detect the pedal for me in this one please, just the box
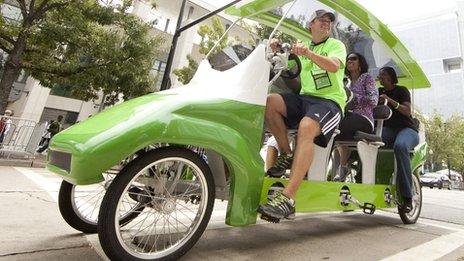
[362,203,376,215]
[384,188,392,205]
[260,213,281,223]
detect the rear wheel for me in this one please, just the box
[98,147,215,261]
[58,171,143,233]
[398,175,422,224]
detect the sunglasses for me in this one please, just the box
[347,56,359,61]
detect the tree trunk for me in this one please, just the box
[0,61,22,114]
[0,35,27,115]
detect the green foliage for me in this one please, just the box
[0,0,164,107]
[254,24,296,43]
[172,55,198,85]
[198,17,227,56]
[422,112,464,174]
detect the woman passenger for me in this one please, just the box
[378,66,419,212]
[334,53,378,182]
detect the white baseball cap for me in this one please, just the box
[309,9,336,23]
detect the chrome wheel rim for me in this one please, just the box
[406,176,421,219]
[114,157,208,259]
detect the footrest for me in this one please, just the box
[362,203,376,215]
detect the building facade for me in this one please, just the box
[389,3,464,117]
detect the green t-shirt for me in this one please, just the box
[298,38,347,110]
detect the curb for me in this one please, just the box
[0,159,46,168]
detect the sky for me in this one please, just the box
[203,0,460,24]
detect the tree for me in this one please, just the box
[254,24,296,43]
[0,0,164,113]
[197,16,227,56]
[172,55,198,85]
[173,16,228,85]
[422,112,464,174]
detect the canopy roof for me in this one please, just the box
[226,0,430,89]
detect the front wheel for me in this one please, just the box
[98,147,215,261]
[398,174,422,224]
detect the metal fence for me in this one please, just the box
[0,115,46,159]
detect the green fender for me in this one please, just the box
[48,92,266,226]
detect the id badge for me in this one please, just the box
[311,69,331,90]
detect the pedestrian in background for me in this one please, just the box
[37,115,63,153]
[0,110,13,145]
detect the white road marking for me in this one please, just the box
[380,231,464,261]
[13,167,59,201]
[13,167,110,260]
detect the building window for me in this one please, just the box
[50,84,80,99]
[39,108,79,129]
[443,58,462,73]
[150,59,167,90]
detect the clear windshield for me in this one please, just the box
[265,1,404,78]
[208,0,406,79]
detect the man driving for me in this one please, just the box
[259,9,347,221]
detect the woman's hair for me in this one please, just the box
[379,66,398,84]
[345,52,369,78]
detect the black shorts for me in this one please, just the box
[336,112,374,141]
[280,93,342,147]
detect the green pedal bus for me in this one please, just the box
[46,0,431,260]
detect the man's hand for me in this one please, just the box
[270,38,281,53]
[292,43,310,57]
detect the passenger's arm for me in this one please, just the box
[380,89,412,117]
[395,101,412,116]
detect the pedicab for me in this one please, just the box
[46,0,431,260]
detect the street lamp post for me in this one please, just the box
[444,122,452,180]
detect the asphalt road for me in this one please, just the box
[1,166,463,261]
[420,187,464,226]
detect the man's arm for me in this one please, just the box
[292,43,342,73]
[307,52,340,73]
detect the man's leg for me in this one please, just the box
[265,94,291,154]
[37,138,50,153]
[283,117,321,198]
[334,146,351,182]
[265,146,279,171]
[259,97,339,221]
[258,117,321,220]
[393,128,419,201]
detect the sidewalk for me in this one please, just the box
[0,166,101,261]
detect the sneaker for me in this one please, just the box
[258,191,295,220]
[333,166,350,182]
[266,153,293,178]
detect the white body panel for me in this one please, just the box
[164,44,271,106]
